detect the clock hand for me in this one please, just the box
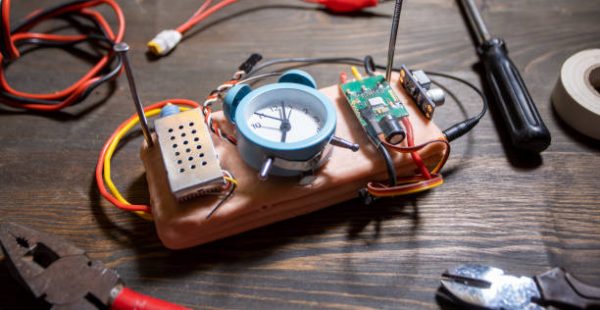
[260,125,281,131]
[280,102,287,122]
[279,102,291,143]
[281,128,287,142]
[254,112,282,121]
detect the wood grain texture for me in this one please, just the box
[1,0,599,309]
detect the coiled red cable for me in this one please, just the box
[0,0,125,111]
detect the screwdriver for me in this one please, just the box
[459,0,551,153]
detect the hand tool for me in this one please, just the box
[114,42,154,148]
[441,264,600,309]
[0,222,189,310]
[385,0,404,82]
[459,0,551,153]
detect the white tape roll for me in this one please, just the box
[552,49,600,140]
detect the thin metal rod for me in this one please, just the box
[113,42,154,147]
[459,0,491,46]
[330,136,359,152]
[258,157,274,181]
[385,0,404,82]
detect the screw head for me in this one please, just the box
[113,42,130,53]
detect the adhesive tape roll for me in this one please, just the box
[552,49,600,140]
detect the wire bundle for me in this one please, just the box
[0,0,124,111]
[201,78,239,145]
[200,53,264,145]
[366,119,450,197]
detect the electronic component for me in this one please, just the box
[147,29,182,56]
[154,107,225,201]
[340,74,408,144]
[224,70,358,181]
[399,65,445,119]
[378,115,405,144]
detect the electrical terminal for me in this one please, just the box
[399,65,445,119]
[147,30,182,56]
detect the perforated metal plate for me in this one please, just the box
[154,108,224,200]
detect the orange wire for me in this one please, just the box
[96,99,200,212]
[176,0,239,34]
[365,116,451,197]
[176,0,213,34]
[0,0,125,111]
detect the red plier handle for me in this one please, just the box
[111,287,190,310]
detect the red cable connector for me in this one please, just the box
[304,0,379,13]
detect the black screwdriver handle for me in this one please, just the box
[478,38,551,153]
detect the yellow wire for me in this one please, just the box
[104,109,161,220]
[351,66,363,81]
[104,106,240,220]
[369,178,444,197]
[104,107,189,220]
[224,176,238,186]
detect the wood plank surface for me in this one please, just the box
[1,0,599,309]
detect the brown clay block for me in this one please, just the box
[141,75,447,249]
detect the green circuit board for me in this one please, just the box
[340,75,408,132]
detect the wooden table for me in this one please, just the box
[1,0,599,309]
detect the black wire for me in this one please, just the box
[424,70,487,121]
[371,133,397,187]
[363,56,376,76]
[11,0,94,33]
[250,57,364,74]
[0,0,120,107]
[246,56,487,140]
[206,180,236,219]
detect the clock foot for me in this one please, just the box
[330,136,359,152]
[258,157,274,181]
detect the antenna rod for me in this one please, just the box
[385,0,404,82]
[113,42,154,147]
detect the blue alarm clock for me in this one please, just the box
[224,70,359,181]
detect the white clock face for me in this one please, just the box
[246,101,322,143]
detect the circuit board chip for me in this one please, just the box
[340,75,408,144]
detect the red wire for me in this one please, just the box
[95,99,200,213]
[0,0,125,111]
[1,0,19,59]
[401,117,432,179]
[176,0,213,34]
[176,0,239,34]
[339,72,348,84]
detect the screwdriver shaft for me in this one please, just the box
[385,0,404,82]
[459,0,492,46]
[114,42,154,148]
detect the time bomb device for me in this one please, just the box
[95,0,488,248]
[224,70,359,182]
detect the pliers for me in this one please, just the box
[0,222,189,310]
[441,264,600,310]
